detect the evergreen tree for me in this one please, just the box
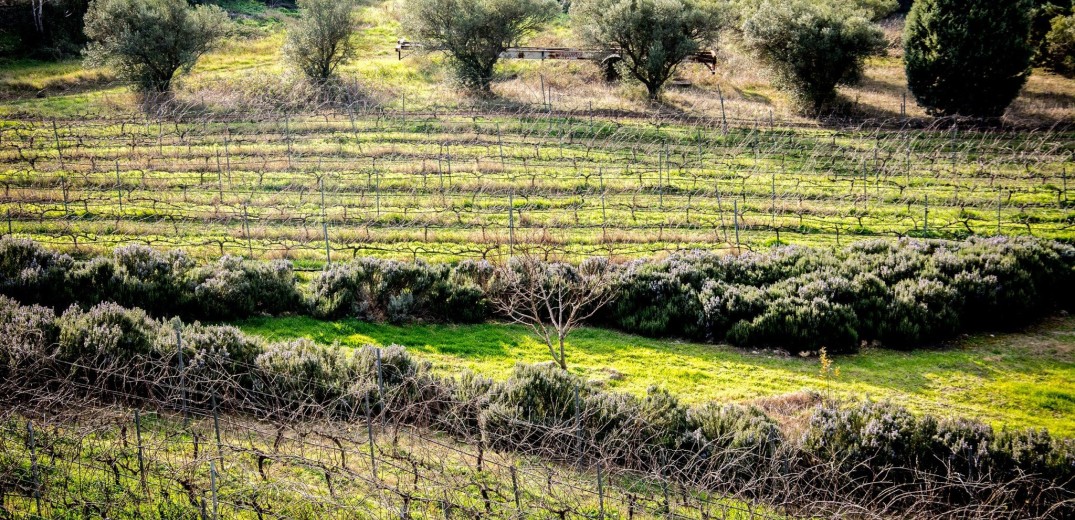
[904,0,1033,118]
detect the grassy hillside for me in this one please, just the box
[237,315,1075,437]
[1,1,1073,124]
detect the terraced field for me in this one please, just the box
[2,108,1072,264]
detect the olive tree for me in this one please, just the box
[83,0,230,96]
[404,0,560,92]
[283,0,357,84]
[574,0,727,100]
[742,0,886,114]
[904,0,1033,118]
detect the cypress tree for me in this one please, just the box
[904,0,1034,118]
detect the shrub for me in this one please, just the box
[636,386,695,454]
[439,370,494,436]
[310,258,492,323]
[880,277,959,345]
[932,418,996,478]
[442,260,496,323]
[802,400,937,480]
[0,237,73,308]
[348,345,441,422]
[83,0,231,95]
[727,295,859,353]
[690,402,782,483]
[155,321,264,398]
[743,0,887,113]
[1030,1,1073,66]
[801,398,1075,514]
[1043,8,1075,77]
[254,338,368,416]
[904,0,1034,117]
[610,256,712,339]
[108,244,195,315]
[309,259,378,319]
[56,302,161,392]
[403,0,560,92]
[0,296,58,381]
[189,256,300,320]
[483,363,586,451]
[573,0,727,100]
[283,0,358,84]
[856,0,901,20]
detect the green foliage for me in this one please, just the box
[56,302,160,367]
[904,0,1034,117]
[1030,1,1073,64]
[0,0,91,60]
[3,237,1074,357]
[0,296,57,380]
[855,0,901,19]
[189,256,301,320]
[1043,8,1075,76]
[727,295,860,353]
[107,244,195,315]
[690,402,782,481]
[403,0,559,91]
[0,291,1072,514]
[803,399,1075,511]
[612,237,1075,353]
[0,237,73,308]
[283,0,357,83]
[573,0,727,100]
[742,0,887,114]
[156,321,265,392]
[254,338,368,409]
[83,0,231,94]
[309,258,492,323]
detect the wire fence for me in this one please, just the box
[1,102,1073,264]
[0,339,800,520]
[4,331,1063,520]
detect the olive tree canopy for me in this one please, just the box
[742,0,886,114]
[283,0,358,84]
[574,0,727,100]
[83,0,230,95]
[404,0,560,92]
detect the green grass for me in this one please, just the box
[236,315,1075,437]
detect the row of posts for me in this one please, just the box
[17,329,712,520]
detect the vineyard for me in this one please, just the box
[2,105,1073,264]
[0,361,786,520]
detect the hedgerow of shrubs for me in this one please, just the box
[2,236,1073,354]
[309,258,494,323]
[0,239,301,321]
[0,294,1070,516]
[608,237,1075,353]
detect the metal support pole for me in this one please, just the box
[209,461,220,519]
[365,392,377,477]
[115,161,123,215]
[212,393,224,469]
[597,463,606,520]
[28,421,42,515]
[135,409,147,492]
[508,191,515,257]
[733,200,741,254]
[177,326,188,424]
[376,347,385,428]
[320,176,331,265]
